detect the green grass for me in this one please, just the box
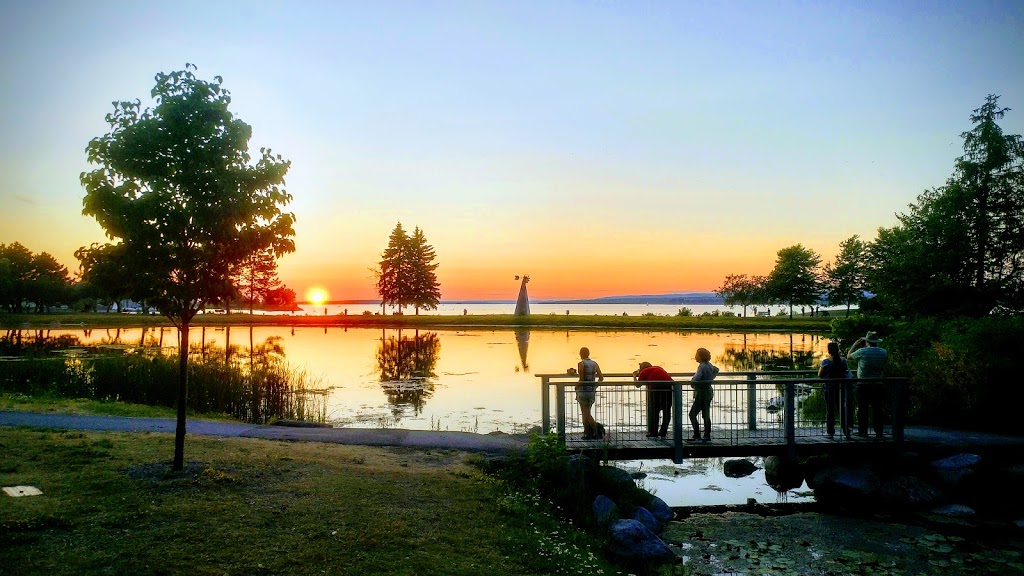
[0,428,627,576]
[0,392,237,421]
[0,311,837,332]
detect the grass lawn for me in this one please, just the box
[0,393,237,421]
[1,311,837,332]
[0,428,626,576]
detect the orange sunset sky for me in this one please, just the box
[2,2,1022,301]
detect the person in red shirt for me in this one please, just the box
[634,361,673,437]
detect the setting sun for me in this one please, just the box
[306,286,329,306]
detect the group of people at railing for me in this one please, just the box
[568,330,889,443]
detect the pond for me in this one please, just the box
[6,326,829,505]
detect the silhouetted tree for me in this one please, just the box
[80,64,295,470]
[715,274,760,317]
[408,226,441,315]
[766,244,822,319]
[376,223,412,313]
[231,248,283,314]
[823,235,868,316]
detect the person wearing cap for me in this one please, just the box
[633,361,673,438]
[847,331,888,438]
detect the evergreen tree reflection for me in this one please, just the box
[376,329,440,418]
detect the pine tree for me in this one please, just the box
[409,226,441,315]
[231,248,283,314]
[377,223,413,313]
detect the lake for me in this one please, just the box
[22,325,829,505]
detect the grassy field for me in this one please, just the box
[0,427,626,576]
[0,393,239,420]
[1,311,837,332]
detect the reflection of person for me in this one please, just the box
[633,361,672,437]
[575,347,604,439]
[818,341,850,439]
[847,331,888,438]
[688,348,719,442]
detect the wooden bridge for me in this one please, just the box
[537,371,908,463]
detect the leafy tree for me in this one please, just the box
[864,95,1023,316]
[75,243,134,312]
[408,226,441,315]
[80,65,295,470]
[0,242,35,312]
[714,274,761,317]
[823,235,868,316]
[231,248,283,314]
[29,252,71,312]
[264,285,297,309]
[766,244,822,318]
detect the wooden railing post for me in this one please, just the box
[785,382,796,459]
[672,382,684,464]
[747,373,757,431]
[541,376,550,435]
[556,382,566,442]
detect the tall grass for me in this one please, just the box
[0,336,327,424]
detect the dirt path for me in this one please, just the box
[661,510,1023,575]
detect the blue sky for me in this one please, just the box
[1,1,1022,299]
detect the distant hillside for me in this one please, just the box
[539,292,723,305]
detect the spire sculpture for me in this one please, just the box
[514,275,531,316]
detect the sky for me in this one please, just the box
[1,1,1022,301]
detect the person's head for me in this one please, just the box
[579,347,590,359]
[827,341,840,357]
[695,348,711,363]
[863,331,882,347]
[638,361,653,371]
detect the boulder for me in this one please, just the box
[878,475,941,510]
[812,467,880,505]
[723,458,757,478]
[647,495,675,522]
[931,504,976,519]
[607,519,676,566]
[764,455,803,492]
[566,454,599,487]
[592,495,619,527]
[598,465,638,499]
[632,506,661,534]
[801,454,836,489]
[931,453,980,489]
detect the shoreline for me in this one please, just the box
[0,312,837,332]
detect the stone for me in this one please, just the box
[598,465,638,498]
[566,454,598,486]
[647,495,675,522]
[592,495,619,527]
[764,455,803,492]
[633,506,661,534]
[801,454,836,489]
[931,453,980,489]
[812,467,880,505]
[931,504,976,518]
[723,458,757,478]
[607,519,676,566]
[878,475,941,509]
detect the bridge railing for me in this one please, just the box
[537,371,908,462]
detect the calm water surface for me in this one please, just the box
[38,326,827,505]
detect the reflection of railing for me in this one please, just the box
[537,372,908,463]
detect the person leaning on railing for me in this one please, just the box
[633,361,672,438]
[574,347,605,439]
[847,331,888,438]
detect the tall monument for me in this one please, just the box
[514,275,531,316]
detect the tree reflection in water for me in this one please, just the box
[376,329,440,419]
[717,334,819,372]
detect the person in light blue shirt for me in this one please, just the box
[688,347,719,443]
[847,331,888,437]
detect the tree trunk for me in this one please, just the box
[173,319,190,471]
[789,303,793,319]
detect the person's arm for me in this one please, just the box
[577,360,585,382]
[847,338,864,361]
[596,362,604,382]
[818,359,829,378]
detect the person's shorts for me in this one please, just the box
[576,385,596,407]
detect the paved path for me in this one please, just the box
[0,411,529,454]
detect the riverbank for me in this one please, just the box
[0,311,835,332]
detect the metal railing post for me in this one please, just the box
[892,378,905,445]
[556,382,566,442]
[672,382,684,464]
[747,373,757,431]
[541,376,550,435]
[785,382,796,460]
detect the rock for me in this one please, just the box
[608,519,676,566]
[878,475,941,509]
[566,454,598,486]
[801,454,835,489]
[647,495,675,522]
[764,455,803,492]
[598,465,638,498]
[931,453,980,489]
[633,506,661,534]
[931,504,976,518]
[813,467,880,505]
[723,458,757,478]
[1014,519,1024,529]
[592,495,619,527]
